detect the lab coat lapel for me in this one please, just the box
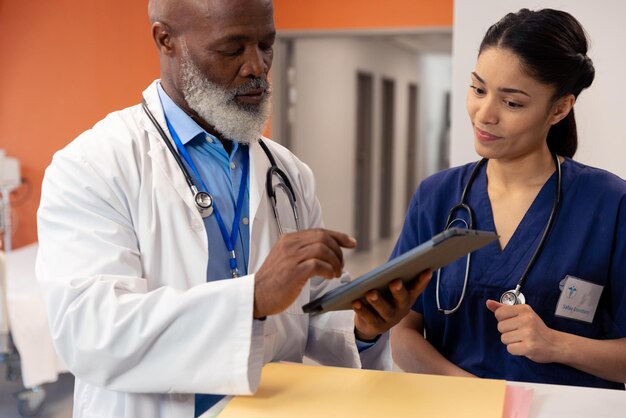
[248,139,274,271]
[140,82,199,216]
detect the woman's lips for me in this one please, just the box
[474,126,502,141]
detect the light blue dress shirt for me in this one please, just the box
[157,83,250,282]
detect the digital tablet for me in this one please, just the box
[301,228,498,314]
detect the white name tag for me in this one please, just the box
[554,276,604,323]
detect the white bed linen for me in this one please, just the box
[4,243,67,388]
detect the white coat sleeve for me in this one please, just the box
[36,141,263,395]
[289,156,392,370]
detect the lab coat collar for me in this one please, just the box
[140,80,168,139]
[248,136,273,268]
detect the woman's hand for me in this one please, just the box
[486,299,561,363]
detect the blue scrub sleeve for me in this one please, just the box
[412,289,425,314]
[608,197,626,337]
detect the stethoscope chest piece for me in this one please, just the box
[500,289,526,306]
[194,191,214,218]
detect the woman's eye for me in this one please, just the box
[505,100,523,109]
[470,85,485,95]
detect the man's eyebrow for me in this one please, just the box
[215,34,250,43]
[215,31,276,43]
[471,71,530,97]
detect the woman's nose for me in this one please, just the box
[472,95,499,125]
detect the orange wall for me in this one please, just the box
[0,1,158,249]
[274,0,453,30]
[1,0,452,249]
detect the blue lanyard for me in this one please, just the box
[164,117,249,278]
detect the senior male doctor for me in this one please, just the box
[36,0,430,417]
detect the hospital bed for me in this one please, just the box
[0,244,67,416]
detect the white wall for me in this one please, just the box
[417,54,452,179]
[287,37,421,242]
[451,0,626,178]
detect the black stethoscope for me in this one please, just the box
[257,138,302,235]
[141,100,301,275]
[436,153,562,314]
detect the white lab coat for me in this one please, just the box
[36,81,390,418]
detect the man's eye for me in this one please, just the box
[221,47,244,56]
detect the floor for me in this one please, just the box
[0,362,73,418]
[0,237,396,418]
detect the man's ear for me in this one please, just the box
[152,22,175,56]
[549,94,576,126]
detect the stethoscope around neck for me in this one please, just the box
[142,100,215,216]
[141,100,301,275]
[436,153,562,314]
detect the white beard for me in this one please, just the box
[180,46,271,144]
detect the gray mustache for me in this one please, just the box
[231,78,270,96]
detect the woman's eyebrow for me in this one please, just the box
[472,71,530,97]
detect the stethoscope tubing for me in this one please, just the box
[141,99,301,235]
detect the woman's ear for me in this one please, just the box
[549,94,576,126]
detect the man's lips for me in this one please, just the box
[235,89,268,105]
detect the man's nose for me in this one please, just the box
[240,46,270,78]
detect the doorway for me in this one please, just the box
[379,78,395,240]
[354,72,374,251]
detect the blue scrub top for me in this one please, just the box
[391,158,626,389]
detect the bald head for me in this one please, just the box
[148,0,272,32]
[149,0,204,31]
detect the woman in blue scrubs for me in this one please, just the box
[390,8,626,389]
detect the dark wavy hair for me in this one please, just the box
[479,9,595,158]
